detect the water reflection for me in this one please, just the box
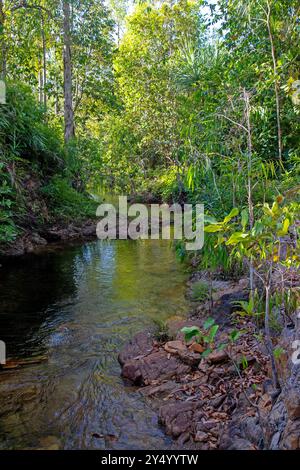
[0,239,189,449]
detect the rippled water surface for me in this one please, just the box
[0,239,189,449]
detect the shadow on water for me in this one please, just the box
[0,239,189,449]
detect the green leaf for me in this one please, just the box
[277,218,290,236]
[241,209,249,231]
[240,355,248,370]
[262,203,273,217]
[204,215,218,224]
[252,221,264,236]
[226,232,249,245]
[204,224,223,233]
[203,317,215,330]
[201,348,212,358]
[181,326,201,342]
[223,207,239,224]
[208,324,219,343]
[229,330,242,342]
[274,347,285,359]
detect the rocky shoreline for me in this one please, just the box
[118,274,300,450]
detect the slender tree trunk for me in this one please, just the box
[266,0,282,163]
[38,66,43,103]
[55,77,59,115]
[265,282,280,391]
[0,0,6,80]
[41,13,47,109]
[54,41,59,115]
[244,89,255,300]
[63,0,75,142]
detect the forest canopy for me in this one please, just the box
[0,0,299,243]
[1,1,300,453]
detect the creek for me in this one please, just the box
[0,238,189,449]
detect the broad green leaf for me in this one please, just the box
[262,204,273,217]
[204,224,223,233]
[226,232,249,245]
[277,218,290,236]
[223,207,239,224]
[271,200,280,216]
[208,324,219,342]
[204,215,218,224]
[181,326,201,342]
[241,209,249,231]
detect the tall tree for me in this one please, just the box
[0,0,6,79]
[63,0,75,142]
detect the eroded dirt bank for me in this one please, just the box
[118,275,300,450]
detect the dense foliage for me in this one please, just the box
[98,0,300,212]
[0,0,299,244]
[0,83,95,243]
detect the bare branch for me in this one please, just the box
[216,113,249,133]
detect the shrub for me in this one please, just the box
[42,176,97,221]
[0,83,63,171]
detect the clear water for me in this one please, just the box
[0,239,189,449]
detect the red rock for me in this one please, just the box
[164,340,186,354]
[189,343,205,354]
[121,350,191,385]
[207,350,228,364]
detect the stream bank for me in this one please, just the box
[0,219,97,259]
[1,219,299,449]
[118,273,300,450]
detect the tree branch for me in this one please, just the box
[11,1,51,16]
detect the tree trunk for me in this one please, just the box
[41,12,47,109]
[243,89,255,300]
[63,0,75,142]
[266,0,282,163]
[265,283,280,391]
[38,66,43,103]
[0,0,6,80]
